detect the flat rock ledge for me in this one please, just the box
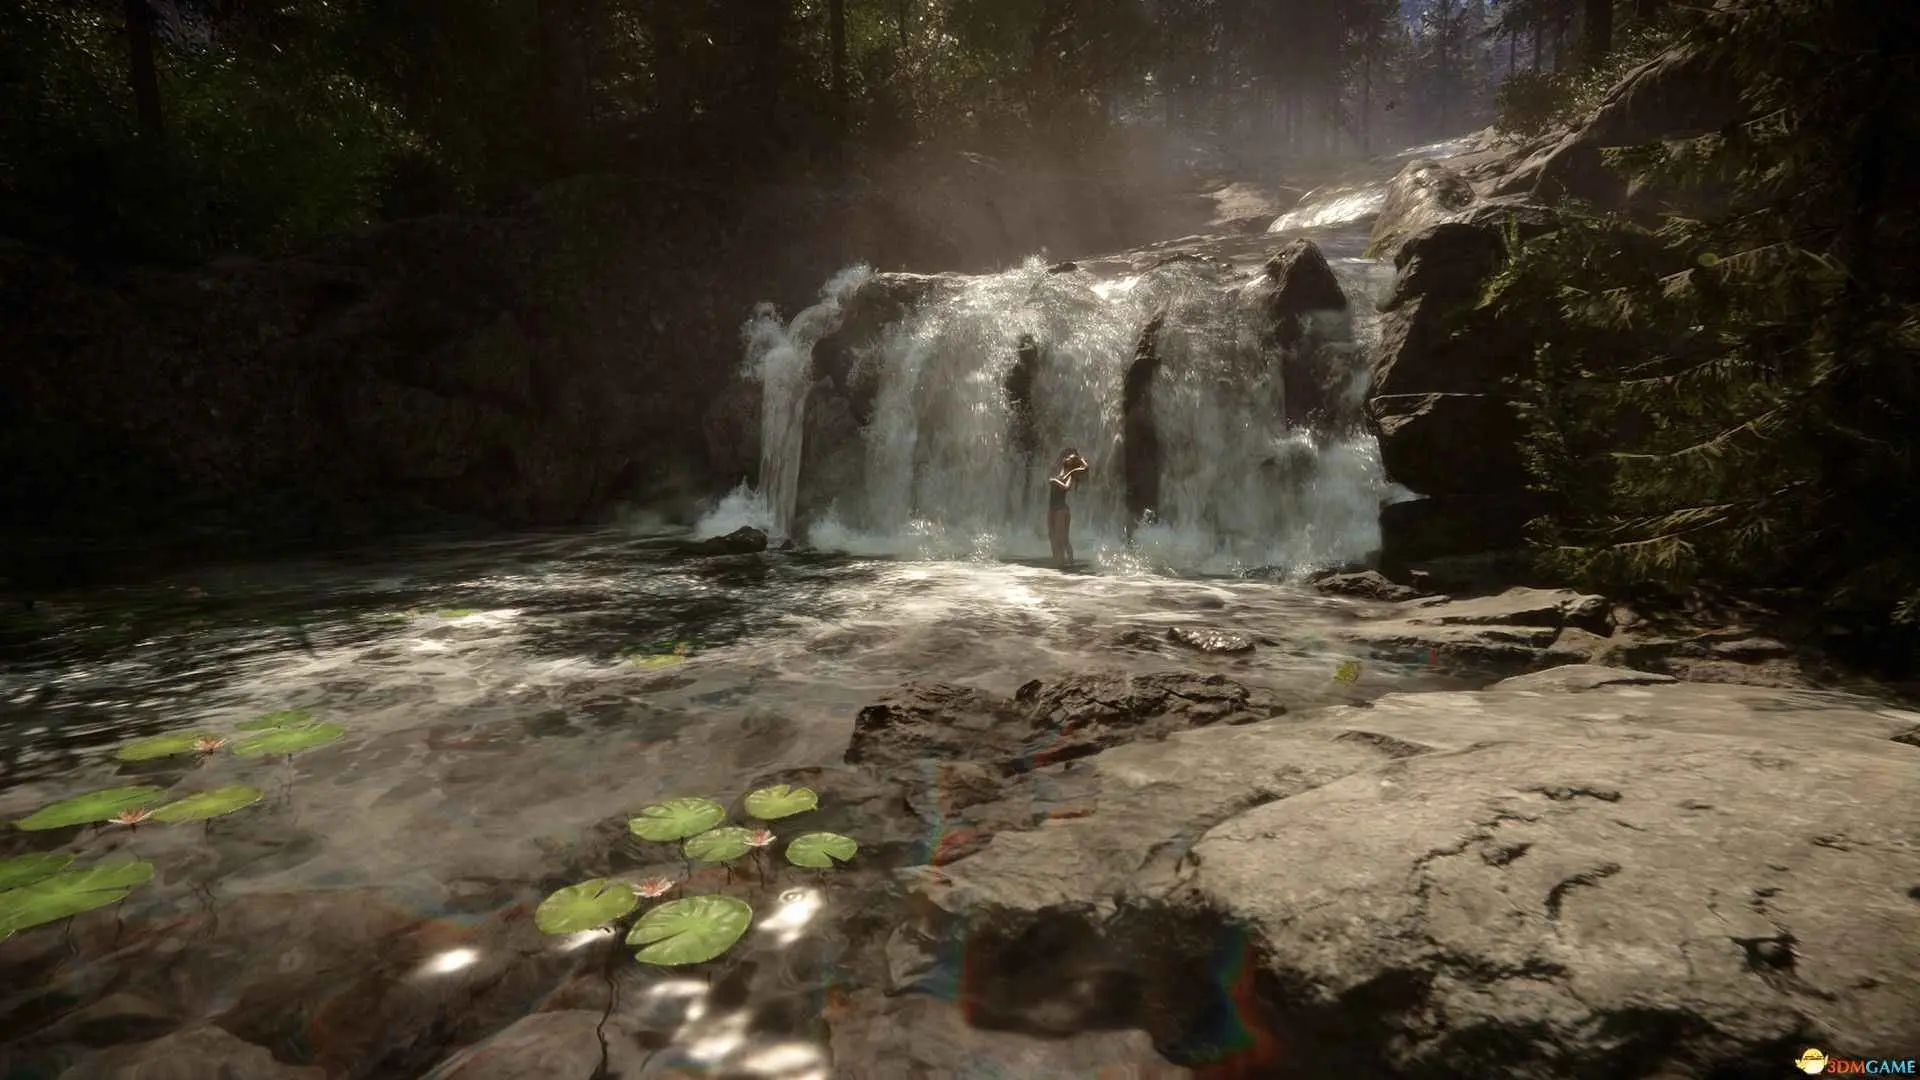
[886,668,1920,1078]
[1325,585,1829,690]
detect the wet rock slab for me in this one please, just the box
[847,672,1285,776]
[1336,586,1615,675]
[888,669,1920,1078]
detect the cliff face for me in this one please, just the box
[0,154,1155,568]
[1359,38,1750,586]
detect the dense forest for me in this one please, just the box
[3,0,1914,670]
[3,0,1655,265]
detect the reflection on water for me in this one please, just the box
[0,524,1478,1076]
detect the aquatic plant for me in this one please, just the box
[237,709,312,731]
[535,878,641,934]
[0,853,74,890]
[627,895,752,966]
[533,784,856,969]
[627,797,727,842]
[743,784,818,820]
[785,832,858,869]
[231,722,345,757]
[150,785,265,823]
[684,826,756,865]
[436,609,480,619]
[0,858,155,940]
[15,786,165,831]
[115,732,220,762]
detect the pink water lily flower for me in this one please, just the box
[745,828,777,849]
[111,807,153,826]
[195,736,227,753]
[634,877,677,898]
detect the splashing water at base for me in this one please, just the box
[740,245,1400,575]
[737,265,873,542]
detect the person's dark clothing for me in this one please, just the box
[1048,477,1069,511]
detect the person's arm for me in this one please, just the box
[1049,474,1071,489]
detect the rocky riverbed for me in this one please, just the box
[5,579,1915,1080]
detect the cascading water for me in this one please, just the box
[729,264,873,541]
[712,165,1418,573]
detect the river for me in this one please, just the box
[0,140,1483,1080]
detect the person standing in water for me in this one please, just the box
[1048,448,1090,567]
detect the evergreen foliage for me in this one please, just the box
[1,0,1516,264]
[1483,0,1920,665]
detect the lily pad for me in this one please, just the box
[628,798,726,842]
[683,826,755,864]
[534,878,641,934]
[115,732,218,762]
[630,654,684,669]
[15,786,166,831]
[436,609,479,619]
[232,723,345,757]
[743,784,818,820]
[626,895,752,966]
[0,859,155,939]
[237,709,312,731]
[151,786,265,823]
[785,832,859,868]
[0,853,74,891]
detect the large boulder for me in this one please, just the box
[1367,158,1477,259]
[1370,203,1559,398]
[1371,392,1529,495]
[1378,492,1550,571]
[895,672,1920,1078]
[1494,44,1747,213]
[1253,239,1355,431]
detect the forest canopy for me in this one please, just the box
[2,0,1639,263]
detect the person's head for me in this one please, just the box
[1059,448,1084,470]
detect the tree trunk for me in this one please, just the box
[830,0,848,138]
[124,0,163,137]
[1360,40,1373,156]
[1582,0,1613,70]
[1633,0,1659,25]
[896,0,910,47]
[1508,28,1517,75]
[1531,21,1543,70]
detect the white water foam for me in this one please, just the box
[771,249,1400,573]
[719,264,873,542]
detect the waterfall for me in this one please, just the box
[718,155,1432,572]
[794,249,1399,573]
[741,265,872,541]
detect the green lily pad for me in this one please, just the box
[534,878,641,935]
[0,853,74,891]
[683,826,755,864]
[231,723,345,757]
[150,785,265,824]
[626,895,752,966]
[15,786,166,831]
[115,731,218,762]
[785,832,859,868]
[743,784,818,820]
[237,709,312,731]
[0,859,154,939]
[436,609,479,619]
[627,798,726,842]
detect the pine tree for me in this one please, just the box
[1482,0,1920,665]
